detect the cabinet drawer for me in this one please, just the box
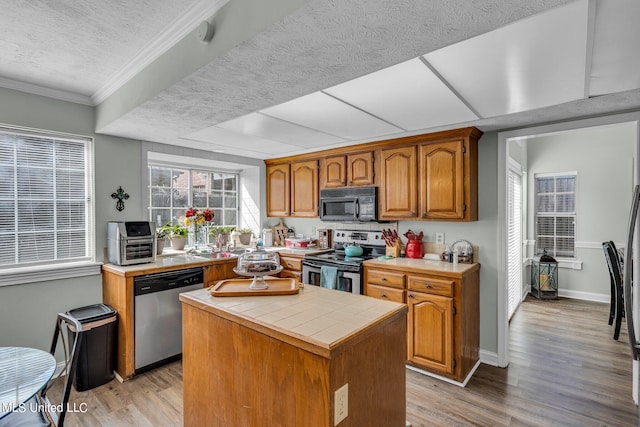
[366,284,405,303]
[366,269,405,289]
[407,275,454,297]
[281,257,302,271]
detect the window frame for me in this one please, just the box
[148,162,240,228]
[534,171,577,259]
[0,124,99,286]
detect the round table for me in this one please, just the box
[0,347,56,419]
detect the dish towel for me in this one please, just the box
[320,266,338,289]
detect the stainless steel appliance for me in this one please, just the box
[302,230,386,294]
[319,186,378,222]
[623,185,640,361]
[107,221,156,265]
[133,267,203,372]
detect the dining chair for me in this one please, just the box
[0,313,84,427]
[603,241,624,340]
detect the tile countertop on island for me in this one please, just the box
[179,284,406,358]
[363,257,480,277]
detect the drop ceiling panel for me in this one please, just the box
[261,92,403,140]
[182,126,298,156]
[324,58,478,131]
[217,112,347,148]
[589,0,640,96]
[424,0,589,118]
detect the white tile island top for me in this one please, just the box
[179,284,406,358]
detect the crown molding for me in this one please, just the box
[0,76,93,105]
[91,0,229,105]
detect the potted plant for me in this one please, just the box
[209,226,235,247]
[169,224,189,250]
[236,228,253,246]
[156,222,172,255]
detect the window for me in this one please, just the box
[0,126,93,270]
[148,165,238,227]
[535,173,576,258]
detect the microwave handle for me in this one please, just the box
[354,198,360,220]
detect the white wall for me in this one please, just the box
[525,123,636,297]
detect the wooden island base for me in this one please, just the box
[181,286,408,427]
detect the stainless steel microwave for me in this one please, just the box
[319,186,378,222]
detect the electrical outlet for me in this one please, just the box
[334,383,348,425]
[436,232,445,244]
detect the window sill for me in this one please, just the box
[524,258,582,270]
[0,262,103,287]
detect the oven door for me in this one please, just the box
[302,261,361,294]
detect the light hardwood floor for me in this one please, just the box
[55,297,639,426]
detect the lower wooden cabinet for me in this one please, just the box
[364,261,480,382]
[279,255,303,281]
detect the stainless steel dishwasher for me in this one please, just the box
[133,267,203,372]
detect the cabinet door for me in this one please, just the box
[419,140,464,220]
[320,156,346,189]
[347,152,374,186]
[379,146,417,219]
[290,160,319,217]
[266,164,290,217]
[407,291,454,375]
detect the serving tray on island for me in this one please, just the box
[210,278,299,297]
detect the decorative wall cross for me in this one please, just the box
[111,186,129,211]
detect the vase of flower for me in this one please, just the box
[184,207,214,250]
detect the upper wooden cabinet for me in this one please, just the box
[320,151,375,189]
[379,146,418,219]
[419,139,465,220]
[267,160,318,217]
[290,160,318,217]
[266,163,290,217]
[266,127,482,222]
[380,129,480,222]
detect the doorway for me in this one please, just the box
[497,112,640,404]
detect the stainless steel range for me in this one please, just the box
[302,229,386,294]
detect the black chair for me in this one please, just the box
[603,241,624,340]
[0,313,84,427]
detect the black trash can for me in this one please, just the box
[66,303,118,391]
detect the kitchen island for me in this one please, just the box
[180,284,408,427]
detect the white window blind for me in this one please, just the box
[535,173,576,258]
[148,164,238,227]
[508,169,523,320]
[0,126,93,269]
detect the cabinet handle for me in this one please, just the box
[425,284,432,289]
[408,294,414,299]
[381,294,387,298]
[422,213,427,218]
[410,211,415,215]
[349,180,353,184]
[381,277,387,282]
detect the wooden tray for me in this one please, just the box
[210,278,299,297]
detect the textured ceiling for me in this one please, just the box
[2,0,640,160]
[0,0,202,96]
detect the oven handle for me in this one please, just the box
[303,260,329,269]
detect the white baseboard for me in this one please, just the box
[479,349,499,367]
[558,289,609,303]
[406,359,481,387]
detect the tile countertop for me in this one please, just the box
[179,284,406,357]
[363,257,480,276]
[102,253,237,277]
